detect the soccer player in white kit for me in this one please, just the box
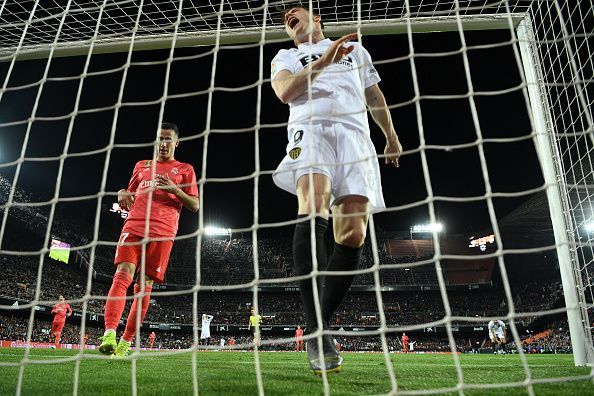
[488,319,507,354]
[200,314,214,345]
[271,5,402,374]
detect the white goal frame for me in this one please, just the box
[1,0,592,374]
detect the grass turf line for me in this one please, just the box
[0,348,592,395]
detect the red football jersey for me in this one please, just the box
[123,159,198,238]
[402,334,409,344]
[51,303,72,322]
[149,332,156,340]
[295,328,304,338]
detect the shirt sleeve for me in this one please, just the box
[183,165,199,197]
[127,162,142,193]
[271,49,299,80]
[357,44,381,88]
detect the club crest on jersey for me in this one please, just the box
[144,160,152,167]
[171,168,179,175]
[289,147,301,160]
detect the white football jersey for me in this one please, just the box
[202,314,213,328]
[271,39,381,132]
[488,320,505,334]
[200,314,213,339]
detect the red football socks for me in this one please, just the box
[104,271,134,331]
[122,284,152,342]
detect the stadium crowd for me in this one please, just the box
[0,178,577,355]
[1,254,563,329]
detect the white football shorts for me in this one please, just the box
[273,121,386,211]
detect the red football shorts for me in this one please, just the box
[114,232,173,283]
[51,321,65,334]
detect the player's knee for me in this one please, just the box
[116,262,136,276]
[336,227,366,247]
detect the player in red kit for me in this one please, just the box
[401,333,409,353]
[295,325,304,352]
[50,295,72,349]
[99,123,199,357]
[229,337,235,349]
[148,331,156,349]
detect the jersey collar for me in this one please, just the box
[297,38,331,52]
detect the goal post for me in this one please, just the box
[517,15,594,366]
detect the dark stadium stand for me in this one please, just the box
[0,178,574,353]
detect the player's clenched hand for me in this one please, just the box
[118,189,135,211]
[155,174,181,195]
[384,136,402,168]
[319,33,358,67]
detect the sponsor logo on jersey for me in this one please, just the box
[139,180,154,189]
[300,54,354,69]
[299,54,320,67]
[171,168,178,175]
[336,56,354,69]
[289,147,301,160]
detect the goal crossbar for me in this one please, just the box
[1,13,525,61]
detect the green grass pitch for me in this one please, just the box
[0,348,592,395]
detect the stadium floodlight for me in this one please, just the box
[410,223,444,234]
[204,226,231,236]
[584,222,594,234]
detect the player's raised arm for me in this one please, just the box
[365,83,402,167]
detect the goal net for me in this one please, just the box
[0,0,593,394]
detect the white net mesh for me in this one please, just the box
[0,0,593,395]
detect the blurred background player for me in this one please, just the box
[488,319,507,354]
[50,295,72,349]
[401,332,409,353]
[98,123,199,357]
[220,337,226,348]
[149,331,156,349]
[248,308,262,346]
[201,314,214,345]
[295,325,304,352]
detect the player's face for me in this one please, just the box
[157,129,178,161]
[284,7,321,43]
[59,295,64,303]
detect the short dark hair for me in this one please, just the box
[161,122,179,136]
[277,3,324,30]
